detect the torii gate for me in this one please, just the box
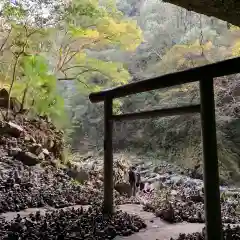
[89,56,240,240]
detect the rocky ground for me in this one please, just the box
[0,164,137,213]
[137,162,240,224]
[70,154,240,239]
[0,109,145,239]
[172,225,240,240]
[78,155,240,225]
[0,107,240,239]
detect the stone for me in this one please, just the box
[29,143,43,155]
[24,134,31,142]
[150,173,157,178]
[156,205,175,223]
[5,122,24,137]
[38,152,45,161]
[48,139,55,149]
[67,167,89,183]
[0,206,146,239]
[8,147,22,157]
[8,137,17,148]
[190,194,204,203]
[16,151,41,166]
[49,159,58,167]
[42,148,50,155]
[24,135,36,143]
[115,182,131,197]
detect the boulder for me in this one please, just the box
[0,89,21,113]
[24,134,36,143]
[16,151,41,166]
[8,147,22,157]
[156,205,175,223]
[37,152,45,161]
[42,148,50,156]
[6,122,24,137]
[115,182,131,197]
[29,143,43,155]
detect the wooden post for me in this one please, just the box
[103,97,114,214]
[199,79,223,240]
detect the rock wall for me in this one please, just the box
[0,114,64,167]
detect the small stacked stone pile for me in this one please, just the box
[0,116,64,167]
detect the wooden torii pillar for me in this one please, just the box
[89,56,240,239]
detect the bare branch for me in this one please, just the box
[0,26,12,53]
[58,75,90,89]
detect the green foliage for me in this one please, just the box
[53,0,142,89]
[66,0,240,182]
[2,1,27,20]
[113,99,123,114]
[232,40,240,56]
[0,0,142,128]
[69,53,130,92]
[12,55,66,125]
[145,40,213,77]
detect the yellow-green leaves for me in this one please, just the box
[147,40,214,75]
[230,24,240,32]
[0,0,143,126]
[96,16,142,51]
[66,56,130,92]
[14,54,65,122]
[232,41,240,56]
[66,0,142,52]
[69,25,100,39]
[22,55,48,76]
[113,99,123,114]
[2,2,27,20]
[55,0,142,91]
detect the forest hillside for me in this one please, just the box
[1,1,240,240]
[0,0,239,183]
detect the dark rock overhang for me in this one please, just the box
[163,0,240,26]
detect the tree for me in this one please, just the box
[0,0,142,124]
[50,0,142,90]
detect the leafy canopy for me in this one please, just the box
[0,0,142,125]
[53,0,142,90]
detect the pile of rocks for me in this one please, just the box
[143,188,240,224]
[172,225,240,240]
[0,163,139,214]
[0,113,64,167]
[0,106,140,215]
[140,175,240,224]
[0,106,144,240]
[71,153,131,183]
[0,206,146,239]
